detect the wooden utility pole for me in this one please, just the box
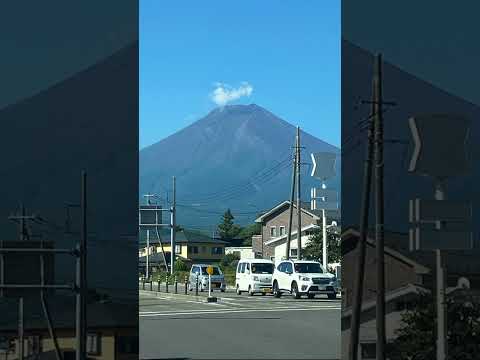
[374,53,386,360]
[348,72,376,360]
[296,127,302,260]
[286,133,297,260]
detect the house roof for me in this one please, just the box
[341,228,430,274]
[139,228,227,247]
[255,200,340,223]
[342,283,430,318]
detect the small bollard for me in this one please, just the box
[195,275,199,296]
[166,274,169,293]
[184,276,188,295]
[150,280,153,291]
[142,279,145,290]
[157,278,161,292]
[174,276,178,294]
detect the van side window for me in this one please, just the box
[237,262,242,273]
[240,263,245,273]
[245,263,250,272]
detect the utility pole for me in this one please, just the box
[435,182,446,360]
[374,53,386,360]
[348,74,376,360]
[296,127,302,260]
[170,176,176,275]
[286,134,297,260]
[76,171,87,360]
[18,297,23,360]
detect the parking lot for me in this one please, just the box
[139,285,341,359]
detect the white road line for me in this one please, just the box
[139,305,340,317]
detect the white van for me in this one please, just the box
[235,259,275,296]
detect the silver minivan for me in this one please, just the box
[188,264,226,292]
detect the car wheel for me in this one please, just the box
[273,281,281,298]
[248,285,254,296]
[291,282,301,299]
[220,289,225,293]
[261,292,266,296]
[328,293,336,299]
[307,293,315,299]
[236,284,242,295]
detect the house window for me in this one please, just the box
[87,333,101,356]
[361,343,376,359]
[211,247,223,255]
[175,245,182,254]
[201,246,206,253]
[189,246,199,254]
[270,226,277,237]
[279,226,285,236]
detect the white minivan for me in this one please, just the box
[235,259,275,296]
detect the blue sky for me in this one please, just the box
[140,1,340,149]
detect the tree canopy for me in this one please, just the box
[388,290,480,359]
[303,226,341,267]
[217,209,242,242]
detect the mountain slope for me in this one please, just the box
[140,104,340,229]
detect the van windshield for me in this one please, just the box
[294,263,323,274]
[201,266,222,275]
[251,263,274,274]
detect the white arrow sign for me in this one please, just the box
[311,152,337,180]
[408,114,470,177]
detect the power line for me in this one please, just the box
[179,151,294,201]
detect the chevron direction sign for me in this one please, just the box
[310,188,338,211]
[409,114,470,177]
[311,152,337,180]
[409,199,472,251]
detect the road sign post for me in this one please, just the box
[407,113,472,360]
[310,151,337,270]
[206,265,217,303]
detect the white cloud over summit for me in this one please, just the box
[210,82,253,106]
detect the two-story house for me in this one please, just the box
[253,200,340,263]
[139,229,227,274]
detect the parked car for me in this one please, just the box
[235,259,275,296]
[272,260,337,299]
[188,264,226,292]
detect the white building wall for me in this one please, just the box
[225,246,255,259]
[272,235,311,264]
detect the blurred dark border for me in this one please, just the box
[342,1,480,359]
[0,2,139,359]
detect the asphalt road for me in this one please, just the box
[139,287,341,360]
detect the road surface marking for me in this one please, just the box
[140,304,340,317]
